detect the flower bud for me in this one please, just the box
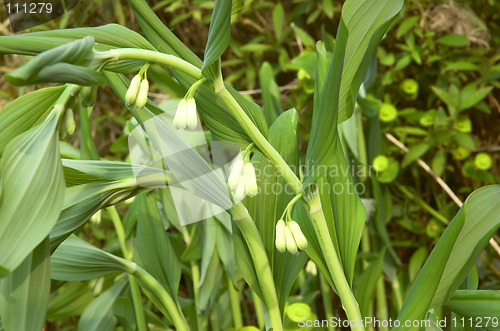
[80,86,97,108]
[474,152,492,170]
[228,159,244,191]
[454,116,472,133]
[186,98,198,129]
[64,108,76,136]
[244,162,258,197]
[173,99,188,129]
[125,75,141,106]
[135,79,149,109]
[288,221,308,250]
[372,155,389,173]
[275,220,286,253]
[284,224,298,254]
[379,103,397,122]
[234,176,246,201]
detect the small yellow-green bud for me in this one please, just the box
[284,224,298,254]
[474,152,492,170]
[173,99,188,129]
[379,103,398,122]
[64,108,75,135]
[228,159,244,191]
[288,221,308,250]
[186,98,198,129]
[234,176,246,201]
[286,303,312,323]
[135,79,149,109]
[275,220,287,253]
[125,75,141,106]
[400,78,419,98]
[372,155,389,173]
[244,162,258,197]
[454,116,472,133]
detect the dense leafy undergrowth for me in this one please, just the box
[0,0,499,330]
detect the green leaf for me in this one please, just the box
[337,0,404,123]
[0,238,50,331]
[272,3,285,41]
[402,143,431,168]
[396,16,420,38]
[460,84,493,111]
[51,235,133,281]
[436,34,470,47]
[432,150,446,177]
[0,108,65,276]
[305,20,347,181]
[0,86,65,157]
[245,109,307,313]
[259,62,282,125]
[49,180,139,249]
[6,37,104,86]
[135,193,181,298]
[47,282,94,321]
[78,281,126,331]
[201,0,232,83]
[0,24,154,54]
[354,250,385,317]
[431,86,458,109]
[292,25,316,48]
[396,185,500,329]
[445,290,500,325]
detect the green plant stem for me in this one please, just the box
[128,276,147,331]
[218,88,303,194]
[395,183,449,225]
[376,277,388,331]
[361,232,374,331]
[227,274,243,329]
[132,265,189,331]
[229,202,283,331]
[251,290,265,329]
[107,206,147,331]
[191,262,205,331]
[392,277,403,312]
[100,48,203,80]
[307,193,365,331]
[319,274,335,331]
[178,225,205,331]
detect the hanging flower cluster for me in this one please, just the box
[275,193,308,254]
[173,98,198,130]
[228,158,258,201]
[126,64,150,109]
[275,220,308,254]
[173,77,207,131]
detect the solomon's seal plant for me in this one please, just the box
[0,0,499,331]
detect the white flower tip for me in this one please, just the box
[135,79,149,109]
[289,221,308,250]
[186,98,198,129]
[125,75,141,106]
[285,225,298,254]
[275,220,286,253]
[228,159,244,191]
[244,162,258,197]
[234,177,246,201]
[174,99,188,129]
